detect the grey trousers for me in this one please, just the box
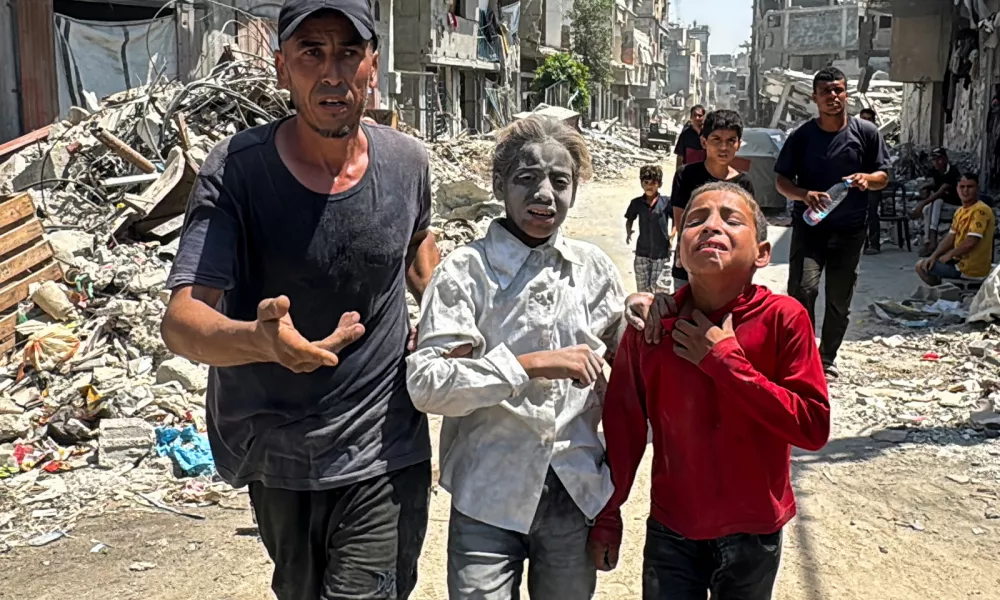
[447,470,596,600]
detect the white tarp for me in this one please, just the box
[54,14,177,115]
[967,262,1000,323]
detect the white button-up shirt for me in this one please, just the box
[406,221,627,534]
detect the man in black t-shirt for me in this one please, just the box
[912,147,962,256]
[626,165,672,292]
[775,67,890,379]
[160,2,440,599]
[673,105,707,168]
[670,110,756,284]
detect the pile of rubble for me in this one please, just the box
[760,68,903,140]
[0,55,292,551]
[834,325,1000,443]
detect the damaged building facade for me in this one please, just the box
[748,0,893,122]
[890,0,1000,191]
[665,22,711,107]
[0,0,709,145]
[711,51,752,113]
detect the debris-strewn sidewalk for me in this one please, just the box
[0,52,669,552]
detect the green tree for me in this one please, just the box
[532,53,592,113]
[570,0,614,89]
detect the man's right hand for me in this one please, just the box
[518,345,604,387]
[804,191,832,212]
[626,231,633,245]
[255,296,365,373]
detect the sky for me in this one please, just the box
[672,0,754,56]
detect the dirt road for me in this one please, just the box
[3,172,1000,600]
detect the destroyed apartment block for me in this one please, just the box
[760,68,903,138]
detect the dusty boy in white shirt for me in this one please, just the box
[406,116,626,600]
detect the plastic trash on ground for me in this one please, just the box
[154,425,214,476]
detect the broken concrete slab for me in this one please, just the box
[871,428,910,443]
[0,413,32,443]
[156,357,207,392]
[98,417,154,468]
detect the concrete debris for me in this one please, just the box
[98,418,154,468]
[155,357,207,393]
[761,68,903,140]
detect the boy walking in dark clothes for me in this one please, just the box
[626,165,672,293]
[670,109,756,284]
[588,183,830,600]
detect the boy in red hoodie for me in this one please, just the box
[589,182,830,599]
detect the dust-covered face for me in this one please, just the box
[680,190,770,277]
[495,140,576,241]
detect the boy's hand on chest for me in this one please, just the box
[671,311,736,365]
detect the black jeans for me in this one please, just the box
[788,221,867,366]
[643,519,782,600]
[248,460,431,600]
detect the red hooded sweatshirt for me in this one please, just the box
[591,285,830,545]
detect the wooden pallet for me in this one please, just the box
[0,193,63,354]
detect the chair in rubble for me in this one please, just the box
[878,182,911,252]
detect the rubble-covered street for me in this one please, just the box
[0,161,998,598]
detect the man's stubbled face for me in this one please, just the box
[495,140,576,243]
[812,79,848,118]
[275,11,377,138]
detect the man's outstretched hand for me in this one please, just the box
[255,296,365,373]
[625,292,679,344]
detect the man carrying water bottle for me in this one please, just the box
[774,67,890,380]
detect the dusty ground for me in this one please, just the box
[3,170,1000,599]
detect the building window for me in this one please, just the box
[767,14,782,28]
[879,15,892,29]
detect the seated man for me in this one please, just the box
[917,172,995,285]
[912,147,961,257]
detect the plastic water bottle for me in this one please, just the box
[803,179,852,226]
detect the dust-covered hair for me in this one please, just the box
[681,182,768,244]
[493,116,592,185]
[640,164,663,183]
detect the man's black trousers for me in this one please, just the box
[248,460,431,600]
[787,221,867,366]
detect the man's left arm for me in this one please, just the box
[406,164,441,303]
[850,126,891,192]
[942,208,990,261]
[406,229,440,303]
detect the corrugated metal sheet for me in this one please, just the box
[16,0,58,131]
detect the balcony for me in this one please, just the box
[426,15,500,70]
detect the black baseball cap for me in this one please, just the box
[278,0,377,46]
[931,147,948,158]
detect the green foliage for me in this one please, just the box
[532,53,592,113]
[570,0,614,89]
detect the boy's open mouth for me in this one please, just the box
[695,240,728,252]
[527,207,556,218]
